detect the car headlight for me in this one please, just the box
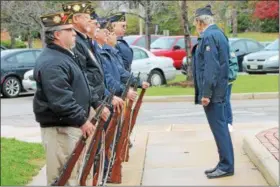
[243,55,248,62]
[268,55,279,61]
[29,75,35,81]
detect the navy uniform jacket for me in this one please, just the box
[100,44,140,97]
[192,24,229,104]
[33,43,91,128]
[74,30,105,109]
[115,36,133,72]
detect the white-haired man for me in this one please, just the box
[192,5,234,179]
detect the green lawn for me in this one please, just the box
[228,32,278,42]
[142,74,278,96]
[1,138,45,186]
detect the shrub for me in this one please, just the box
[1,40,27,49]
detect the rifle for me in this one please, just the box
[103,74,133,184]
[51,97,108,186]
[92,89,115,186]
[79,93,113,186]
[122,72,140,162]
[124,73,151,162]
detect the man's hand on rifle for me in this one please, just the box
[142,81,150,89]
[80,120,96,138]
[101,106,111,121]
[112,96,124,113]
[127,88,138,101]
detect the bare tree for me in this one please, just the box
[1,1,63,48]
[180,0,193,82]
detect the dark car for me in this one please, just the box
[123,35,162,49]
[1,45,7,51]
[229,38,264,72]
[1,48,41,98]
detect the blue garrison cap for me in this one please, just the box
[97,17,109,29]
[90,12,99,20]
[195,5,214,17]
[108,12,126,23]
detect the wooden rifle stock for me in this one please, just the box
[79,95,112,186]
[51,115,100,186]
[51,136,87,186]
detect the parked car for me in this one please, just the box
[150,36,198,70]
[1,48,41,98]
[1,45,7,51]
[243,39,279,74]
[229,38,265,72]
[22,69,36,92]
[123,35,162,49]
[20,46,177,92]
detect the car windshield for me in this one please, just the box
[123,36,139,45]
[151,37,176,49]
[264,39,279,51]
[0,50,17,58]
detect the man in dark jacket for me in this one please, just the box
[62,2,111,121]
[33,12,96,185]
[192,5,234,179]
[109,13,134,72]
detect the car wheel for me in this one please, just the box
[148,70,164,86]
[2,77,21,98]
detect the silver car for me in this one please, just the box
[243,39,279,74]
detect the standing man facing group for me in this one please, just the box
[192,5,235,179]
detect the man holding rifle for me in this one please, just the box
[33,12,96,186]
[62,1,112,121]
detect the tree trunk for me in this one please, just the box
[145,0,151,51]
[10,32,16,49]
[180,0,193,82]
[40,28,46,48]
[232,3,238,37]
[27,29,33,48]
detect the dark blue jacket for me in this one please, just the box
[192,24,229,104]
[100,44,139,97]
[115,36,134,72]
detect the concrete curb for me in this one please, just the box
[243,134,279,186]
[143,92,279,102]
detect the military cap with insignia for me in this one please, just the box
[40,12,73,30]
[107,12,126,23]
[62,1,95,15]
[91,12,99,20]
[195,4,214,17]
[97,17,110,29]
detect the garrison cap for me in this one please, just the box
[195,5,214,17]
[40,12,73,28]
[62,1,95,15]
[108,12,126,23]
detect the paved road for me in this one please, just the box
[1,95,278,128]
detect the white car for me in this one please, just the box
[130,45,176,86]
[22,69,36,92]
[21,46,177,92]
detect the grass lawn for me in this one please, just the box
[228,32,278,42]
[143,74,278,96]
[1,137,45,186]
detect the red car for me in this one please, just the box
[123,35,162,49]
[150,36,198,69]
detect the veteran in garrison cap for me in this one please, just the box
[108,12,134,72]
[191,4,235,179]
[33,11,96,186]
[62,1,111,122]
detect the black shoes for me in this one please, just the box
[206,168,234,179]
[204,167,218,174]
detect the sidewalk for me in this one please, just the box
[2,123,278,186]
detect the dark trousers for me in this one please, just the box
[225,84,233,125]
[203,102,234,173]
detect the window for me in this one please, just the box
[150,37,176,49]
[15,51,36,65]
[231,41,247,54]
[133,48,148,60]
[265,39,279,51]
[35,50,42,59]
[246,40,262,53]
[136,37,146,48]
[175,38,185,49]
